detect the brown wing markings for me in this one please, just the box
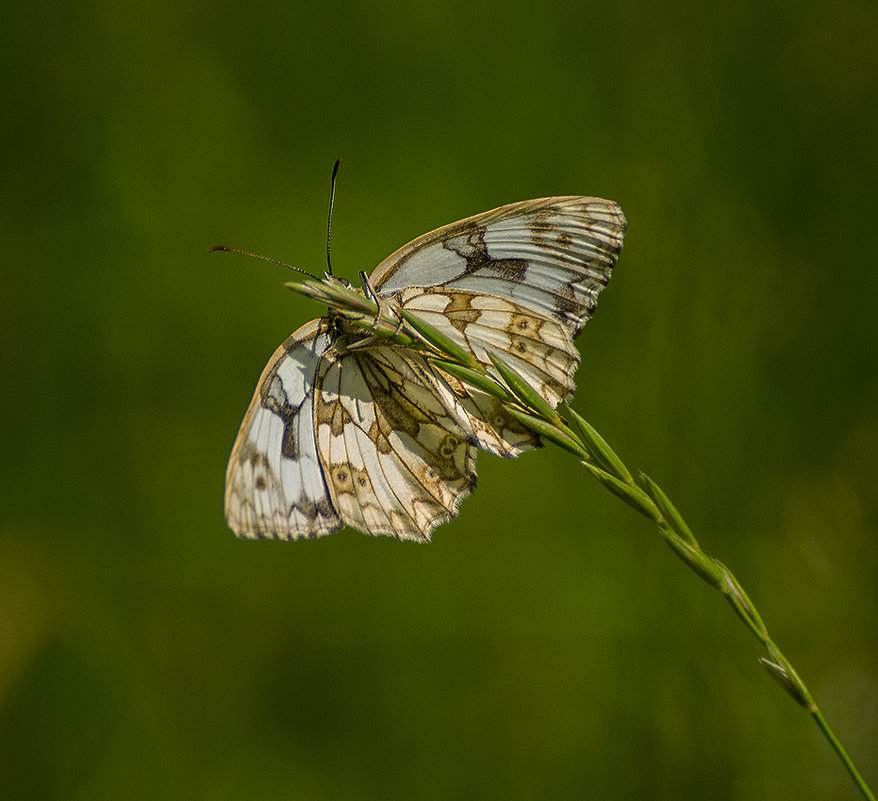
[357,350,477,510]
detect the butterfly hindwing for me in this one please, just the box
[315,339,477,541]
[399,285,576,390]
[224,320,343,539]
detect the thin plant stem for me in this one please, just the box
[563,406,875,801]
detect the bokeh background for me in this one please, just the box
[2,0,877,798]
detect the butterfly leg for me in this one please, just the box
[359,272,380,317]
[359,271,386,331]
[359,270,406,340]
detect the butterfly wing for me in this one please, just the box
[314,338,477,541]
[369,196,626,455]
[369,196,625,338]
[389,287,580,456]
[224,319,343,539]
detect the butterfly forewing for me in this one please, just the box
[224,194,626,540]
[370,196,625,338]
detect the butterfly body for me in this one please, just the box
[224,196,626,541]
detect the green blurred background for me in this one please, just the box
[2,0,876,798]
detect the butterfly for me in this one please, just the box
[224,195,626,542]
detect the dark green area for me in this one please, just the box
[2,1,876,798]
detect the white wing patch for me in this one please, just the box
[224,195,626,541]
[224,320,342,539]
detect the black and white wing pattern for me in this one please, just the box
[224,195,626,541]
[224,320,343,539]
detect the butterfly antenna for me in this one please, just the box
[326,157,342,276]
[209,246,318,280]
